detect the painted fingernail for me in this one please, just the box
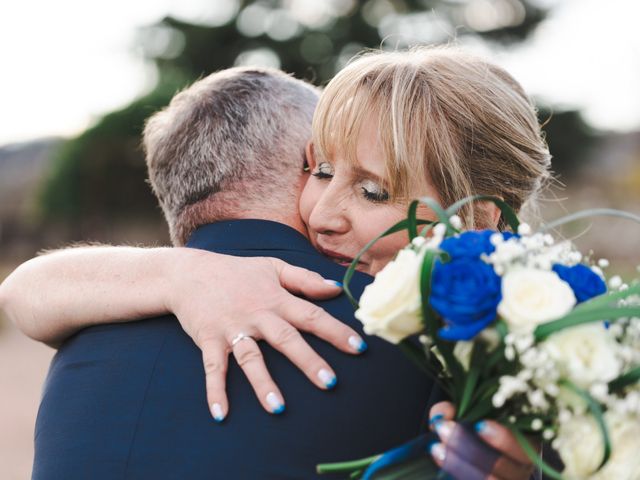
[429,441,446,462]
[323,279,343,288]
[435,420,455,441]
[475,420,491,435]
[318,368,337,389]
[428,413,444,428]
[266,392,285,414]
[211,403,225,422]
[348,335,368,353]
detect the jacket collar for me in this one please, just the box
[185,219,318,255]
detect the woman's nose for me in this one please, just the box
[308,187,350,235]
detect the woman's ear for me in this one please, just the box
[304,141,316,172]
[479,200,502,229]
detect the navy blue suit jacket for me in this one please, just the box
[33,220,436,479]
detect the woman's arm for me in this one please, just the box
[0,246,366,418]
[0,246,179,344]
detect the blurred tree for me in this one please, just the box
[40,0,577,232]
[536,108,599,178]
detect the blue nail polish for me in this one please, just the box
[428,413,444,427]
[358,340,368,353]
[475,421,488,434]
[326,376,337,389]
[213,415,225,423]
[273,404,286,415]
[324,279,343,288]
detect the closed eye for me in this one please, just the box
[312,161,334,179]
[360,179,390,203]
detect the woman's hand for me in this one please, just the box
[0,245,367,420]
[165,248,368,420]
[427,402,535,480]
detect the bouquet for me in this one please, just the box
[317,195,640,480]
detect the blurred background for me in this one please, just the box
[1,0,639,477]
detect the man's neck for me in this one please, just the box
[231,210,309,239]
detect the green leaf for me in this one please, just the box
[418,249,465,399]
[572,283,640,314]
[407,200,420,240]
[366,455,443,480]
[445,195,521,232]
[342,218,433,308]
[609,365,640,392]
[317,454,381,475]
[510,428,565,480]
[559,380,611,470]
[540,208,640,233]
[398,340,437,378]
[420,251,440,340]
[534,307,640,341]
[418,197,450,226]
[461,394,497,422]
[457,342,485,418]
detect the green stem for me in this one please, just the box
[317,454,381,474]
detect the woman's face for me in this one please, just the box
[299,119,439,275]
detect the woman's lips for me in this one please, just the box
[317,244,364,267]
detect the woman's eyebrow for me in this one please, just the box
[352,165,386,184]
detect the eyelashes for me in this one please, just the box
[360,178,390,203]
[312,162,390,204]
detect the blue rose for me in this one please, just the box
[429,258,502,340]
[439,230,517,260]
[552,263,607,303]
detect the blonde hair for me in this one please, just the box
[313,46,551,229]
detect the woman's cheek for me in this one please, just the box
[360,219,412,274]
[298,182,317,227]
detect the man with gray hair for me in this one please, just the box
[143,67,317,246]
[26,67,433,479]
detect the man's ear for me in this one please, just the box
[304,141,316,171]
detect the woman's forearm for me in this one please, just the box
[0,246,185,345]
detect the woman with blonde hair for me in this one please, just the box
[2,46,550,479]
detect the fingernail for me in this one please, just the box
[211,403,225,422]
[348,335,368,353]
[323,279,343,288]
[266,392,285,414]
[428,441,446,462]
[428,413,444,428]
[435,420,455,442]
[475,420,491,435]
[318,368,337,389]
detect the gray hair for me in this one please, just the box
[143,66,319,245]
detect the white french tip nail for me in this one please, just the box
[348,335,368,353]
[266,392,285,414]
[435,420,454,441]
[211,403,225,422]
[430,442,446,462]
[318,368,337,389]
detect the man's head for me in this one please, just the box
[143,67,319,245]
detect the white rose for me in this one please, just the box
[542,324,621,390]
[453,341,473,371]
[453,329,501,371]
[557,414,604,478]
[498,268,576,333]
[591,413,640,480]
[355,248,423,344]
[558,413,640,479]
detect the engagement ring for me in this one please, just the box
[230,332,255,347]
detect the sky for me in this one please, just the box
[0,0,639,145]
